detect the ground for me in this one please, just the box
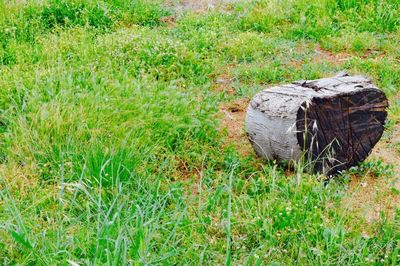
[0,0,400,265]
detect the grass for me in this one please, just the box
[0,0,400,264]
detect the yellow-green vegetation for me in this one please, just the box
[1,0,400,264]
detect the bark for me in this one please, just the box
[245,72,388,175]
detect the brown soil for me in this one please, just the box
[212,64,237,95]
[213,74,237,95]
[159,15,176,27]
[175,157,204,195]
[219,98,253,156]
[344,174,400,225]
[362,49,386,60]
[314,44,353,65]
[313,44,386,65]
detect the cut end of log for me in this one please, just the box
[296,87,388,176]
[245,73,389,176]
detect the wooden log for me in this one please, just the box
[245,72,388,176]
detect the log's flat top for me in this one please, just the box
[250,72,381,117]
[263,73,374,98]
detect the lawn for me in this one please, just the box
[0,0,400,264]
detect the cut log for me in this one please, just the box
[245,72,388,176]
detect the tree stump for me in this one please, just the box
[245,72,388,176]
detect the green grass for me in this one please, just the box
[0,0,400,264]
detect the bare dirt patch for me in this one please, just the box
[213,74,237,95]
[219,98,253,156]
[344,174,400,225]
[362,49,386,60]
[313,44,386,65]
[212,64,237,95]
[159,15,177,27]
[314,44,353,65]
[175,157,204,195]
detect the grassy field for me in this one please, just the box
[1,0,400,264]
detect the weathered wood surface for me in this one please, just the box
[245,72,388,175]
